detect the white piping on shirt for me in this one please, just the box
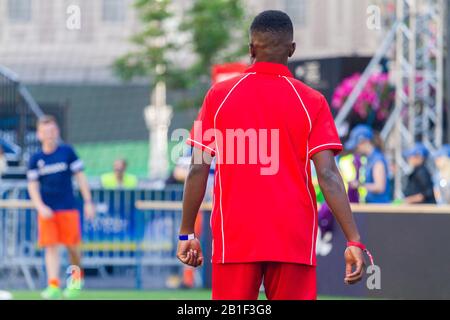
[282,76,316,265]
[282,76,312,131]
[187,138,215,154]
[70,159,84,172]
[213,72,256,263]
[308,143,343,156]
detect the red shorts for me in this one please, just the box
[212,262,316,300]
[38,209,81,247]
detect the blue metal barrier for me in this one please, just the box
[0,186,187,290]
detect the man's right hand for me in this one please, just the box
[344,246,365,284]
[177,238,204,268]
[37,204,53,219]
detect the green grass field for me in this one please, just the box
[8,290,359,300]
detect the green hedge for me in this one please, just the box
[75,140,179,178]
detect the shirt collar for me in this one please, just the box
[245,62,293,78]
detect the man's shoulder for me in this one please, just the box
[371,150,388,163]
[29,151,42,165]
[30,148,45,159]
[124,173,138,186]
[56,144,79,159]
[209,73,251,95]
[58,143,75,152]
[282,77,330,125]
[101,172,115,179]
[416,165,432,176]
[202,73,253,112]
[285,76,324,103]
[100,172,116,186]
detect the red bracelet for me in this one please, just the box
[347,241,374,266]
[347,241,366,250]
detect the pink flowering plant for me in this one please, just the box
[332,73,395,129]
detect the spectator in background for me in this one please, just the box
[403,143,436,204]
[166,152,191,186]
[167,148,215,198]
[101,159,138,189]
[316,151,364,235]
[433,145,450,204]
[0,146,7,177]
[345,124,391,203]
[337,151,365,203]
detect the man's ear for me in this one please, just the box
[249,43,256,58]
[288,42,296,58]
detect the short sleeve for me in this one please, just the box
[308,95,343,158]
[186,89,216,156]
[27,155,39,181]
[67,145,84,173]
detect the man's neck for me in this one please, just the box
[254,57,288,66]
[42,142,57,154]
[115,173,124,184]
[414,163,425,169]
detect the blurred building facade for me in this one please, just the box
[0,0,161,83]
[0,0,381,83]
[247,0,380,59]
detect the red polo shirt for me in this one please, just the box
[187,62,342,266]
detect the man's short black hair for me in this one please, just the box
[250,10,293,39]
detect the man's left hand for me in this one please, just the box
[84,201,96,221]
[344,246,365,284]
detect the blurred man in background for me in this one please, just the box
[101,158,138,189]
[27,116,95,299]
[403,143,436,204]
[345,125,391,203]
[166,151,191,186]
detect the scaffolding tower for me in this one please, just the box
[386,0,445,198]
[335,0,446,198]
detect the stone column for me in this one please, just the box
[144,81,173,180]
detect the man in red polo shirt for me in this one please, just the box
[177,10,366,300]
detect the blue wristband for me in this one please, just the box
[179,233,195,241]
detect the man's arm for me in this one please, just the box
[28,181,53,218]
[363,162,386,193]
[404,193,425,204]
[312,150,365,284]
[404,167,434,204]
[74,171,95,220]
[27,156,52,218]
[177,148,212,267]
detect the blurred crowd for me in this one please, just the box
[336,124,450,205]
[314,124,450,234]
